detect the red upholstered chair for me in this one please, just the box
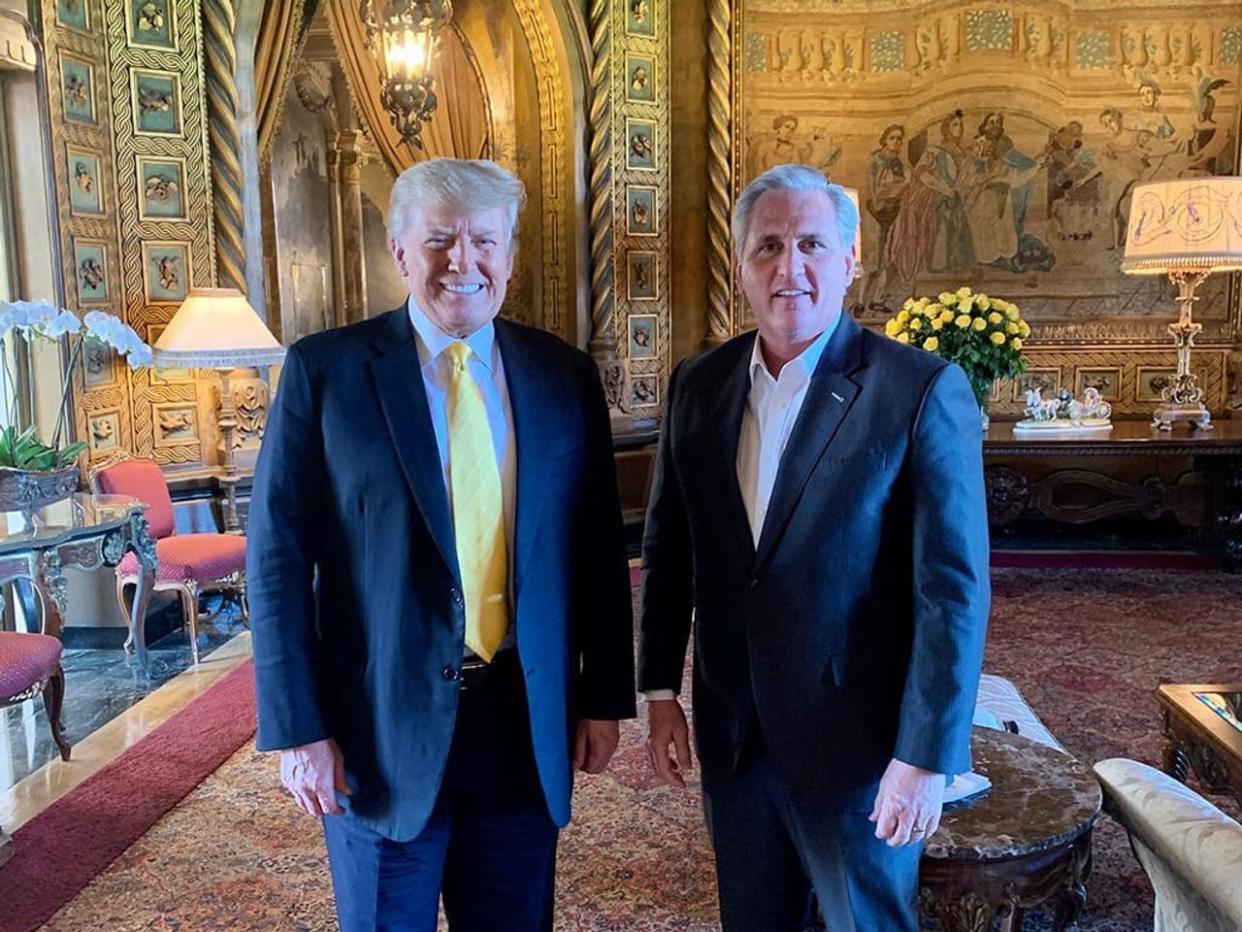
[0,631,69,761]
[88,453,247,663]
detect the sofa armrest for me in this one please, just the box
[1094,757,1242,929]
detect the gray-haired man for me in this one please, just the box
[249,158,635,931]
[639,163,990,930]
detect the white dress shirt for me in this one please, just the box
[643,314,840,700]
[407,298,517,654]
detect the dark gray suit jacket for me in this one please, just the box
[638,312,990,816]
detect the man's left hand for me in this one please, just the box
[869,758,946,847]
[574,719,620,774]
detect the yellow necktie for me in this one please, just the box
[445,341,509,661]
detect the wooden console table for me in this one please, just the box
[983,420,1242,566]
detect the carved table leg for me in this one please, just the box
[33,551,68,639]
[1052,833,1092,931]
[932,892,1000,932]
[1163,740,1191,783]
[128,514,158,671]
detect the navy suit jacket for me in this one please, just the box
[638,313,990,818]
[249,308,635,842]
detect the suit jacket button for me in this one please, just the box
[441,665,460,681]
[450,588,463,606]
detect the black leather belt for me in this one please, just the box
[458,649,516,690]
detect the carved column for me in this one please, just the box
[335,130,367,324]
[704,0,734,347]
[586,0,626,417]
[325,143,347,328]
[203,0,247,291]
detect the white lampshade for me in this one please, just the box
[841,185,864,279]
[1121,177,1242,275]
[153,288,286,369]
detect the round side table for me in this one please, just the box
[920,727,1102,931]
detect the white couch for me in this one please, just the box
[1094,757,1242,932]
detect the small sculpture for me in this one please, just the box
[1017,386,1112,433]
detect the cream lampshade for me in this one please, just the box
[1121,177,1242,430]
[154,288,285,532]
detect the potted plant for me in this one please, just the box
[883,287,1030,430]
[0,300,151,515]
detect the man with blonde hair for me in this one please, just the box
[249,158,635,931]
[640,163,989,930]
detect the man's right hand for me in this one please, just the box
[645,699,694,789]
[280,737,351,817]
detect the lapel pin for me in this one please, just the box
[830,392,845,403]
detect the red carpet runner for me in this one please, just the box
[0,659,256,932]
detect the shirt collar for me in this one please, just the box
[406,296,496,372]
[748,310,841,389]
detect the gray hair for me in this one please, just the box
[732,163,858,260]
[387,158,527,246]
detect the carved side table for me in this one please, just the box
[1156,683,1242,807]
[0,494,158,663]
[920,728,1102,931]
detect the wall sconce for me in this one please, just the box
[359,0,453,147]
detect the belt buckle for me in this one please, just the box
[459,656,489,690]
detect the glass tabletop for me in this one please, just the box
[1195,692,1242,734]
[0,493,146,549]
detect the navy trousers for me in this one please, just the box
[322,652,558,932]
[703,729,922,932]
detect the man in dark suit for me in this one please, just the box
[248,158,635,931]
[640,164,990,931]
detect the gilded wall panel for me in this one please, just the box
[611,0,670,415]
[45,0,217,467]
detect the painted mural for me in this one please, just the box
[740,3,1242,325]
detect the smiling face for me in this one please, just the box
[390,203,514,337]
[736,187,854,367]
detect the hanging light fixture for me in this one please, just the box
[359,0,453,147]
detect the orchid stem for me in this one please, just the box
[51,334,84,451]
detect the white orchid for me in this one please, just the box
[0,300,155,456]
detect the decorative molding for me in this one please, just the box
[202,0,245,291]
[704,0,735,347]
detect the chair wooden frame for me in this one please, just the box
[87,451,248,664]
[1,657,69,762]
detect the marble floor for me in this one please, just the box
[0,605,252,832]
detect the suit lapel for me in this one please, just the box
[496,320,565,598]
[710,333,759,559]
[366,309,461,583]
[753,314,865,575]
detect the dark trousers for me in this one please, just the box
[703,730,921,932]
[323,652,559,932]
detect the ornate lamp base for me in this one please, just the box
[1153,401,1213,431]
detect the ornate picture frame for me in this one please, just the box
[136,155,188,221]
[141,241,191,304]
[625,118,657,172]
[66,145,105,217]
[625,53,656,104]
[625,185,658,237]
[60,52,97,125]
[131,68,184,137]
[72,238,111,306]
[125,0,177,51]
[626,250,658,301]
[628,314,658,358]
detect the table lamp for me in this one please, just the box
[153,288,286,532]
[1121,178,1242,430]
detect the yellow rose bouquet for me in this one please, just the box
[883,287,1030,408]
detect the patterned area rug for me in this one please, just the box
[43,569,1242,931]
